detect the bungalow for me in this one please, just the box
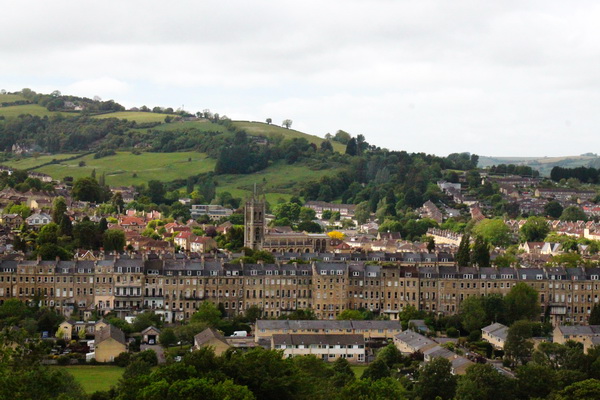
[25,212,52,228]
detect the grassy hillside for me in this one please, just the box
[232,121,345,152]
[479,155,600,176]
[1,153,79,170]
[92,111,173,124]
[33,151,215,186]
[215,160,345,203]
[0,93,26,102]
[137,119,229,133]
[0,104,78,118]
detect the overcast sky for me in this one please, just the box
[2,0,600,157]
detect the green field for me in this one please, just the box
[134,119,229,134]
[0,104,78,118]
[215,160,344,203]
[35,151,215,186]
[93,111,174,124]
[0,93,26,102]
[53,365,123,393]
[2,153,78,170]
[232,121,345,153]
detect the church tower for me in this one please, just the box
[244,191,266,250]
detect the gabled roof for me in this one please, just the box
[194,328,228,347]
[96,324,126,345]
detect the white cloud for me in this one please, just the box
[2,0,600,156]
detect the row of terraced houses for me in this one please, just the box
[1,255,600,326]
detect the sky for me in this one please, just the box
[2,0,600,157]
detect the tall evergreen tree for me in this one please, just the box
[470,235,490,268]
[456,234,471,267]
[590,303,600,325]
[345,137,357,156]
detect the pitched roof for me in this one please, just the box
[272,334,364,346]
[194,328,228,347]
[96,324,126,345]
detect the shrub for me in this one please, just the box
[114,352,131,367]
[57,355,71,365]
[446,327,459,338]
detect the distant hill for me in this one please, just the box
[478,155,600,176]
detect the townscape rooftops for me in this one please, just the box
[272,333,364,346]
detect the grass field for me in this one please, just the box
[1,153,78,170]
[53,365,123,394]
[0,104,78,118]
[35,151,215,186]
[93,111,174,124]
[215,160,344,203]
[0,93,26,102]
[134,119,229,134]
[232,121,346,153]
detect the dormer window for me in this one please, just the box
[536,274,543,280]
[353,271,360,277]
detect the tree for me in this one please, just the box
[333,130,351,144]
[470,236,490,268]
[520,216,550,242]
[460,296,486,333]
[505,320,534,366]
[51,196,67,225]
[415,357,457,400]
[455,364,514,400]
[558,379,600,400]
[331,357,355,388]
[337,309,365,320]
[112,192,125,213]
[545,201,563,218]
[103,229,126,252]
[354,201,371,225]
[504,282,540,324]
[37,223,59,245]
[191,302,222,327]
[339,377,407,400]
[426,236,435,253]
[560,206,587,222]
[159,328,177,347]
[72,176,104,202]
[515,362,556,399]
[456,234,471,267]
[345,138,358,156]
[147,180,165,204]
[472,219,511,247]
[282,119,293,129]
[590,303,600,325]
[266,118,272,124]
[78,326,86,340]
[361,358,390,381]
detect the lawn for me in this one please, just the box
[93,111,175,124]
[0,104,78,118]
[232,121,346,153]
[0,93,26,102]
[53,365,123,394]
[36,151,216,186]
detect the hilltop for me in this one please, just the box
[478,154,600,177]
[0,89,349,202]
